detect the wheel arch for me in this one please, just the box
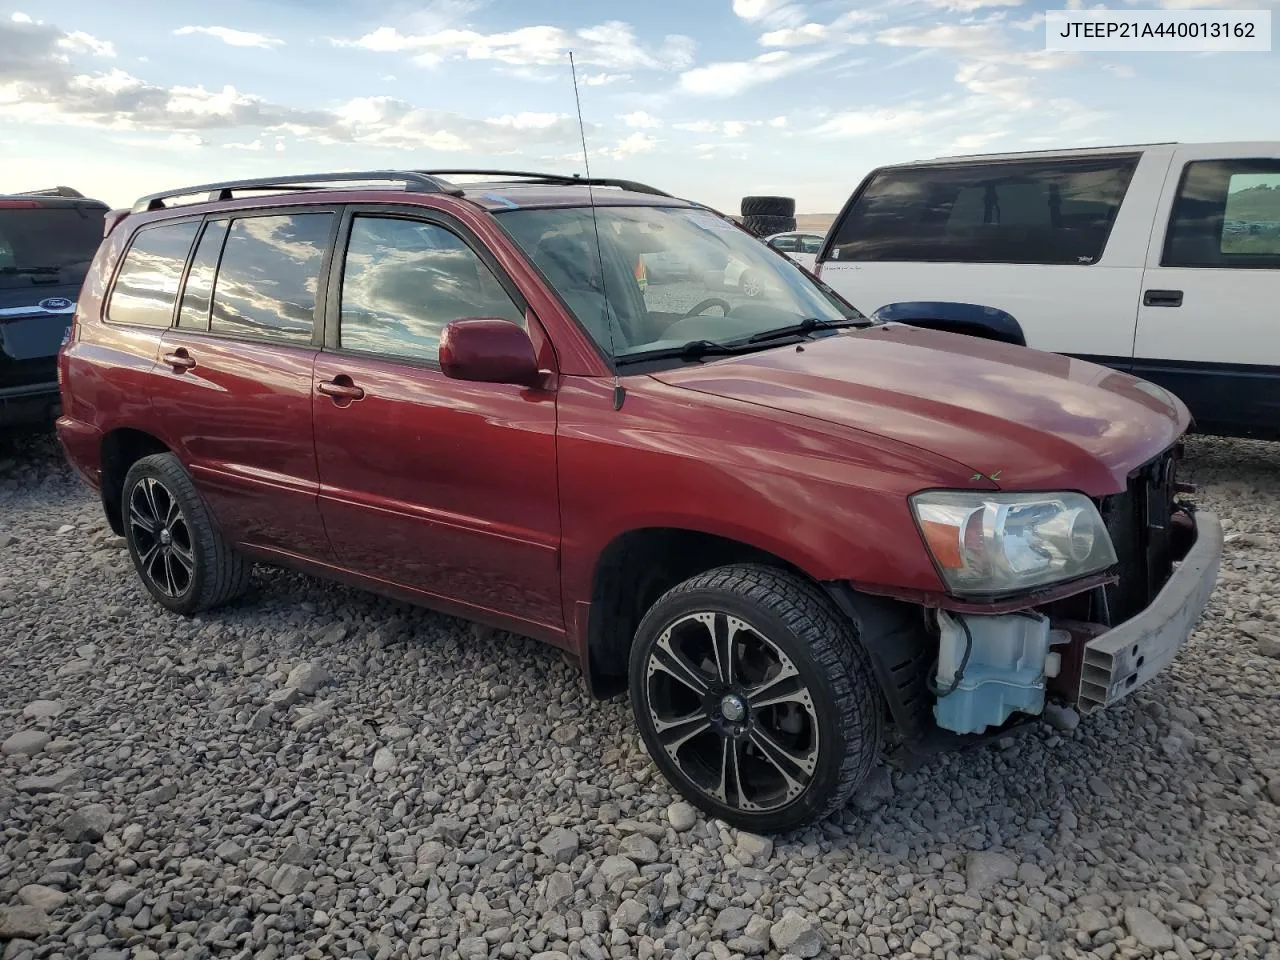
[871,301,1026,347]
[99,427,171,535]
[584,526,813,700]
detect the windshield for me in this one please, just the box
[0,205,105,282]
[496,205,864,361]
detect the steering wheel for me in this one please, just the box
[683,298,733,318]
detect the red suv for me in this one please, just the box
[57,170,1222,832]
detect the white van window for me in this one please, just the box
[1163,159,1280,269]
[827,156,1138,266]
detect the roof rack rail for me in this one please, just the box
[928,141,1177,162]
[17,186,85,198]
[419,170,675,198]
[130,170,464,213]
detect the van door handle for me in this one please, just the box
[317,377,365,402]
[1143,289,1183,307]
[162,349,196,372]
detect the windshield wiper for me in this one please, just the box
[615,339,746,366]
[747,316,868,344]
[0,265,62,275]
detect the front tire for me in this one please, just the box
[122,452,252,615]
[628,564,882,833]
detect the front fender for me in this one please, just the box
[872,301,1025,347]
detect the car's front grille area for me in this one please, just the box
[1096,446,1178,626]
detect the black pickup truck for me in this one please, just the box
[0,188,107,436]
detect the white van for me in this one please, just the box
[815,142,1280,439]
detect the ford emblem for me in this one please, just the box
[39,297,74,312]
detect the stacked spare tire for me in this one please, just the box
[741,196,796,237]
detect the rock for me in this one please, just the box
[17,884,67,912]
[371,747,397,772]
[600,855,640,887]
[544,871,574,907]
[0,906,50,939]
[966,850,1018,893]
[1,730,50,755]
[1267,776,1280,805]
[1258,635,1280,659]
[286,662,328,695]
[1017,862,1047,886]
[61,804,112,842]
[458,937,489,960]
[138,782,179,805]
[612,898,647,932]
[769,912,822,958]
[104,880,139,907]
[538,828,579,863]
[1124,907,1174,950]
[851,763,895,811]
[16,768,78,793]
[1043,702,1080,732]
[270,864,309,897]
[1077,909,1109,934]
[666,801,697,832]
[734,833,773,866]
[22,699,64,720]
[713,906,754,934]
[215,840,246,864]
[619,833,660,864]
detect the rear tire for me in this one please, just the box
[122,453,252,615]
[628,563,882,833]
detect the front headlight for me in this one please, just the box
[910,490,1117,596]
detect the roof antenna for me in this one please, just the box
[569,50,625,411]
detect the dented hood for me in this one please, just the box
[650,323,1189,495]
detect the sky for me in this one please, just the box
[2,0,1278,213]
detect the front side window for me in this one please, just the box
[210,213,332,343]
[107,220,200,327]
[799,235,823,254]
[339,216,524,362]
[1163,159,1280,268]
[769,235,798,252]
[497,205,861,362]
[827,155,1138,265]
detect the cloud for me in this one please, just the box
[814,106,944,139]
[57,31,116,57]
[924,0,1024,9]
[601,132,659,158]
[173,26,284,49]
[678,49,835,97]
[583,72,628,86]
[0,17,590,157]
[224,139,264,151]
[622,110,661,128]
[1103,63,1136,78]
[341,20,695,72]
[732,0,803,23]
[876,23,1006,53]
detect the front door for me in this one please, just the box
[156,210,337,558]
[1133,144,1280,436]
[311,209,562,632]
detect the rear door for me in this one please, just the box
[155,208,337,559]
[1133,145,1280,436]
[311,207,562,632]
[817,151,1171,366]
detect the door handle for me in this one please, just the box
[1143,289,1183,307]
[162,349,196,372]
[317,378,365,402]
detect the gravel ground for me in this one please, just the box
[1,433,1278,960]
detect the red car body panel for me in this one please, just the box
[56,185,1192,671]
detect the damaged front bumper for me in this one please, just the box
[1075,509,1222,713]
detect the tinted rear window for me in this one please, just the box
[107,221,201,328]
[0,205,105,281]
[827,155,1138,265]
[210,213,331,343]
